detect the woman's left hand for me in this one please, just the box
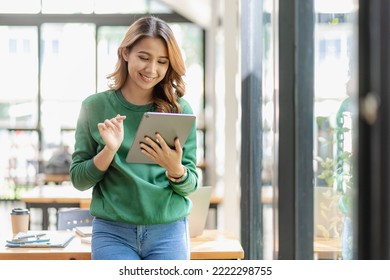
[140,133,184,176]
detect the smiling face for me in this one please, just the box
[122,37,170,103]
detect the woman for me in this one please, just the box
[70,16,198,260]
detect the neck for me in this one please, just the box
[120,87,153,105]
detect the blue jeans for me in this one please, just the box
[91,217,190,260]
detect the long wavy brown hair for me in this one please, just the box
[107,16,186,113]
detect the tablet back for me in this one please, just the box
[126,112,196,164]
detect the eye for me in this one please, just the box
[158,60,168,65]
[139,56,149,61]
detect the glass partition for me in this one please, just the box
[40,23,96,162]
[97,26,128,92]
[262,0,275,260]
[0,130,40,199]
[0,26,38,128]
[313,0,358,260]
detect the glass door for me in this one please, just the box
[313,0,358,260]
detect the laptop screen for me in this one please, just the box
[187,186,213,237]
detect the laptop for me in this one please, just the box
[187,186,213,237]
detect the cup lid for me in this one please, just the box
[11,208,29,215]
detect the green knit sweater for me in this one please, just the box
[70,90,198,225]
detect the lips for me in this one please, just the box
[140,73,155,83]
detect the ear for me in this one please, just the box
[122,48,129,62]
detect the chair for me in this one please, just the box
[57,208,94,230]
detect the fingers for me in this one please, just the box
[99,114,126,131]
[148,134,182,153]
[141,134,182,161]
[115,114,126,121]
[109,114,125,128]
[140,134,183,168]
[97,122,107,132]
[140,136,165,162]
[142,136,161,151]
[154,133,166,148]
[174,136,182,151]
[154,133,181,149]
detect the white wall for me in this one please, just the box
[219,0,241,239]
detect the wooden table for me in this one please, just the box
[314,237,341,260]
[20,185,92,230]
[190,229,244,259]
[19,184,274,230]
[0,230,244,260]
[20,185,221,230]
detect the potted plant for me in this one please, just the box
[314,97,353,259]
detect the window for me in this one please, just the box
[313,0,357,260]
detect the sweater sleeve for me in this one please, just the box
[168,100,199,196]
[69,100,106,191]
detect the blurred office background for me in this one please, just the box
[0,0,389,260]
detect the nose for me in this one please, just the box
[145,61,157,74]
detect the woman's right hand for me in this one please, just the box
[97,114,127,152]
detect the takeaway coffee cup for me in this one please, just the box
[10,208,30,235]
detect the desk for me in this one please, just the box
[0,230,244,260]
[20,185,221,230]
[190,229,244,260]
[314,237,341,260]
[20,185,92,230]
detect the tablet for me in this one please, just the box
[126,112,196,164]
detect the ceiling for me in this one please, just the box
[160,0,211,28]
